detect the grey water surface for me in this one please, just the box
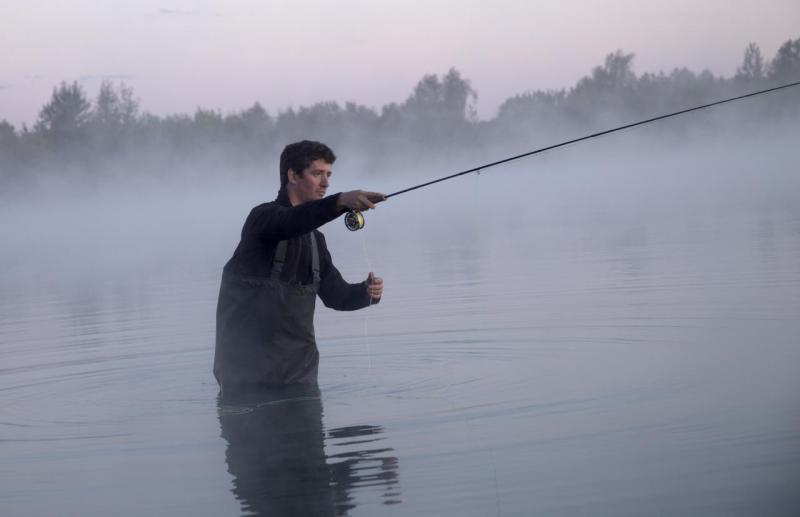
[2,148,800,516]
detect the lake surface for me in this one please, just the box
[2,153,799,516]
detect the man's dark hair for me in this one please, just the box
[279,140,336,192]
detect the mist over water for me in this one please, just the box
[1,124,800,516]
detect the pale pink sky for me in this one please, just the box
[2,0,799,127]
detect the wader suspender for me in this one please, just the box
[269,234,321,286]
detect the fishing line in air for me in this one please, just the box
[360,229,374,373]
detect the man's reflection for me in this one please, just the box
[217,385,400,516]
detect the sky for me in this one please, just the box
[2,0,799,127]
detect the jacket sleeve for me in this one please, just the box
[246,194,344,242]
[317,232,377,311]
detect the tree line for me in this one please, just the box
[1,37,798,192]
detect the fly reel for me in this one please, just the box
[344,210,365,231]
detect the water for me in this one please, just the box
[2,150,800,516]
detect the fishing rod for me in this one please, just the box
[343,79,800,231]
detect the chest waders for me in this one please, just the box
[214,233,321,391]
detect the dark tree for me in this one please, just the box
[494,89,567,141]
[736,43,766,82]
[769,37,800,83]
[92,81,139,130]
[0,119,20,178]
[404,68,476,124]
[0,119,18,149]
[89,81,140,153]
[568,50,638,124]
[398,67,477,148]
[225,102,272,140]
[34,81,92,146]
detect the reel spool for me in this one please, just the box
[344,210,365,231]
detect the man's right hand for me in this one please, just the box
[337,191,386,212]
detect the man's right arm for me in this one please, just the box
[246,195,343,242]
[246,190,386,242]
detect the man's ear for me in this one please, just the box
[287,169,298,185]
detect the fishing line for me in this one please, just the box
[344,80,800,230]
[359,230,374,373]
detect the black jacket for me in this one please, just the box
[222,191,375,310]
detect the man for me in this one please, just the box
[214,140,385,392]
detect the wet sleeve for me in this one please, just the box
[247,194,344,242]
[317,233,377,311]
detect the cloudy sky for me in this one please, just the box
[2,0,798,126]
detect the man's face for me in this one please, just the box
[288,159,332,204]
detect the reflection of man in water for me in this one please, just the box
[214,141,385,392]
[217,387,400,516]
[218,386,334,516]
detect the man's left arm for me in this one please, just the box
[317,234,381,311]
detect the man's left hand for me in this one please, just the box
[367,272,383,302]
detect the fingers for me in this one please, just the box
[366,192,387,203]
[357,193,376,210]
[357,192,386,210]
[337,190,386,210]
[367,273,383,300]
[341,190,387,212]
